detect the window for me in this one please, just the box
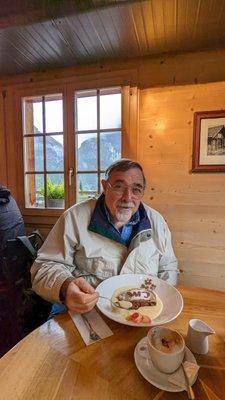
[20,84,131,213]
[22,94,65,209]
[75,87,122,202]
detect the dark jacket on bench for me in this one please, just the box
[0,185,25,251]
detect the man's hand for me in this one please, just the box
[60,277,99,313]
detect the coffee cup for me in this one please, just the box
[147,326,185,373]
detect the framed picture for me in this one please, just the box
[192,110,225,172]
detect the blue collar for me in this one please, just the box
[88,193,151,247]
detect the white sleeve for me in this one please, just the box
[31,210,77,302]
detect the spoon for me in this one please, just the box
[99,295,133,310]
[181,362,195,399]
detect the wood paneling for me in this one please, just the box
[138,49,225,88]
[3,87,19,197]
[0,91,7,185]
[139,81,225,291]
[122,86,139,160]
[2,48,225,90]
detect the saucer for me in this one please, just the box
[134,337,198,392]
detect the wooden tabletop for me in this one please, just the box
[0,285,225,400]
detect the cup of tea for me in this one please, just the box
[147,326,185,373]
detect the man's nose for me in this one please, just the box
[121,187,133,201]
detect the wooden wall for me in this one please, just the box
[139,82,225,291]
[1,48,225,291]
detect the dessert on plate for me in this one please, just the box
[111,278,163,324]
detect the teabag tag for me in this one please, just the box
[168,361,200,389]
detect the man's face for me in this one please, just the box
[101,168,145,228]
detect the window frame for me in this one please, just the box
[13,77,139,225]
[15,83,68,218]
[22,93,65,209]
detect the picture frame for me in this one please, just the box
[192,110,225,172]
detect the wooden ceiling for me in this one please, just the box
[1,0,225,76]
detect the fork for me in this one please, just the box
[82,314,101,342]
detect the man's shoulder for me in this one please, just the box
[142,202,163,217]
[142,202,166,224]
[64,197,97,217]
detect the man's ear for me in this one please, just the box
[101,179,107,194]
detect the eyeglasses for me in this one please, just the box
[107,182,144,198]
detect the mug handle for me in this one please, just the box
[137,340,149,359]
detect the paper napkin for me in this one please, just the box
[168,361,200,390]
[69,308,113,345]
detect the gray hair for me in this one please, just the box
[105,158,146,186]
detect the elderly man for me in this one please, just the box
[31,159,178,315]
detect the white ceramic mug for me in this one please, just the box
[146,326,185,374]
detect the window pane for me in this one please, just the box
[100,93,121,129]
[77,173,97,202]
[46,135,64,171]
[45,96,63,133]
[24,136,44,172]
[33,101,43,134]
[77,133,97,171]
[100,131,121,170]
[46,174,65,209]
[25,174,44,208]
[23,97,43,134]
[76,93,97,131]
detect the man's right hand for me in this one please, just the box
[60,277,99,313]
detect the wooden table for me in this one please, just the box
[0,286,224,400]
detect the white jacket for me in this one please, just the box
[31,198,178,303]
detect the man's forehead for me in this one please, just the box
[109,168,144,183]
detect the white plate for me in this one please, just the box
[134,337,198,392]
[96,274,183,327]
